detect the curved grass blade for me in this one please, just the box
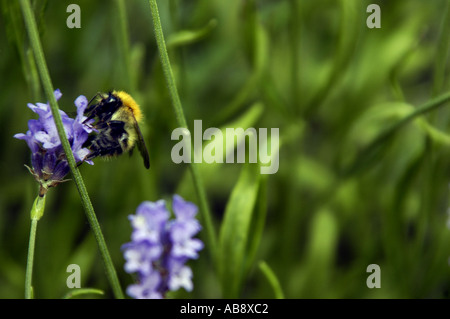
[343,91,450,177]
[258,261,284,299]
[63,288,104,299]
[218,161,260,298]
[167,18,217,49]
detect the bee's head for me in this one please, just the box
[107,92,117,101]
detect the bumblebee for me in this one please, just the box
[83,91,150,169]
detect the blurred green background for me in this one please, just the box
[1,0,450,298]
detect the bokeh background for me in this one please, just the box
[1,0,450,298]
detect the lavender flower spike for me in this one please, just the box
[14,89,93,196]
[122,195,204,299]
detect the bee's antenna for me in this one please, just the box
[88,92,102,106]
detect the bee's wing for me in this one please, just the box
[133,117,150,169]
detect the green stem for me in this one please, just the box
[19,0,124,299]
[149,0,186,127]
[148,0,218,262]
[25,194,47,298]
[25,217,38,299]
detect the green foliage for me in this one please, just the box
[219,161,260,298]
[1,0,450,298]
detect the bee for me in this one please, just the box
[83,90,150,169]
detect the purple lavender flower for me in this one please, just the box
[122,195,204,299]
[14,89,93,196]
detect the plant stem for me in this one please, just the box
[19,0,124,299]
[148,0,218,262]
[25,217,38,299]
[25,194,46,298]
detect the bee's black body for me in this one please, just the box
[84,92,121,123]
[82,91,150,169]
[84,120,130,159]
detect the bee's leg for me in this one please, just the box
[87,134,124,159]
[83,113,97,124]
[88,92,102,106]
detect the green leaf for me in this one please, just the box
[415,117,450,146]
[306,208,338,268]
[219,161,260,298]
[218,102,264,158]
[30,194,45,220]
[176,102,264,198]
[244,174,268,275]
[433,0,450,96]
[212,5,268,125]
[258,261,284,299]
[343,91,450,177]
[166,19,217,49]
[304,0,361,116]
[63,288,104,299]
[302,207,338,297]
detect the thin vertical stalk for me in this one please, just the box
[25,218,38,299]
[148,0,218,263]
[25,194,45,298]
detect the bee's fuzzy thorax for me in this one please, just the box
[113,90,143,123]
